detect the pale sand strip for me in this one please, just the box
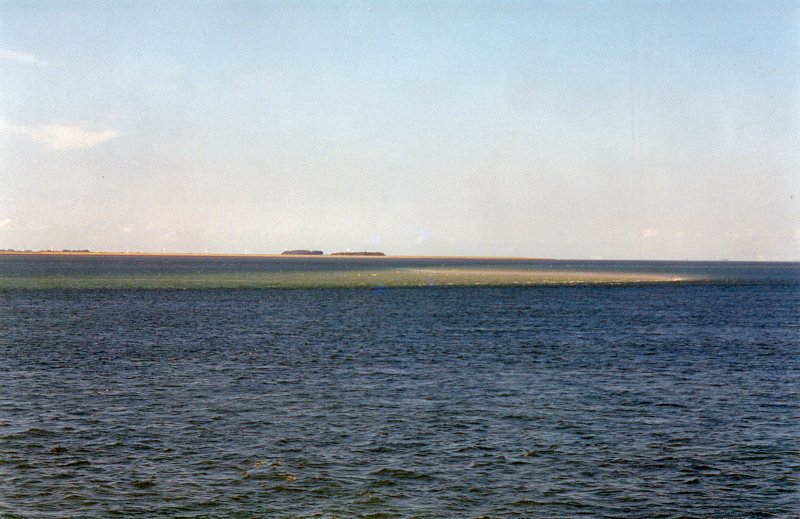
[405,268,687,284]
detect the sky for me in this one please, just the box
[1,0,798,260]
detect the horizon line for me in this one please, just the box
[0,250,797,264]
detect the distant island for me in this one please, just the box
[0,249,391,257]
[331,251,386,256]
[279,250,386,256]
[0,248,91,253]
[281,249,324,255]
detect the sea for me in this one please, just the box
[1,255,798,517]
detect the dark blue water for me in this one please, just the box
[1,257,798,517]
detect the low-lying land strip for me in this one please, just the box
[0,267,690,290]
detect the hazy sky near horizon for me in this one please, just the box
[1,1,798,259]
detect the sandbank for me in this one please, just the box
[0,266,690,290]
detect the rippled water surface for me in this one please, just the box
[1,257,798,517]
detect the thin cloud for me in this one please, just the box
[0,49,47,66]
[0,119,120,151]
[0,218,10,230]
[36,123,120,151]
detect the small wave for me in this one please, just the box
[2,428,56,440]
[510,499,547,506]
[64,460,91,467]
[271,484,305,493]
[655,402,687,408]
[522,445,560,457]
[369,467,432,480]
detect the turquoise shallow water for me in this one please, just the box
[1,257,798,516]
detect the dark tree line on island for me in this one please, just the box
[281,250,324,255]
[281,250,385,256]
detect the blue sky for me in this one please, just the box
[1,1,798,259]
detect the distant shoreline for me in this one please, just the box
[0,251,796,263]
[0,251,545,260]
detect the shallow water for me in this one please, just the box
[1,258,798,517]
[0,255,798,289]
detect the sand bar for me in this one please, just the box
[0,266,691,290]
